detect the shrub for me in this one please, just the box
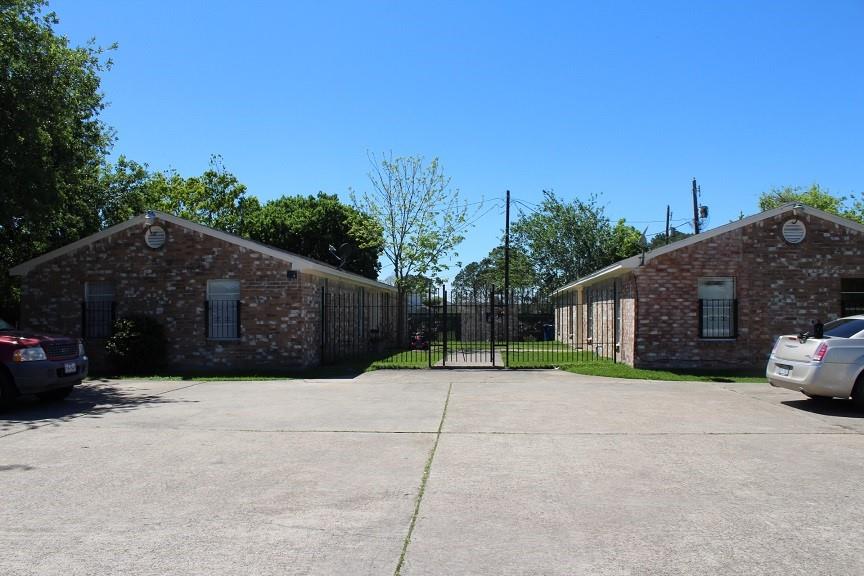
[105,316,167,374]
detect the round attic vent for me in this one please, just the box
[782,219,806,244]
[145,225,166,249]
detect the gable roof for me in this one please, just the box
[552,203,864,295]
[9,211,397,291]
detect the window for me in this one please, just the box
[841,279,864,316]
[823,318,864,339]
[698,278,736,338]
[585,288,593,340]
[83,283,115,338]
[207,280,240,339]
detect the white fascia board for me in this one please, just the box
[9,215,146,276]
[552,263,631,295]
[552,203,864,295]
[639,203,864,264]
[154,213,396,291]
[11,211,397,292]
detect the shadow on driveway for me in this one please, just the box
[0,382,189,433]
[781,398,864,418]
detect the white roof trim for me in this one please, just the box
[10,211,397,291]
[552,264,628,295]
[553,203,864,294]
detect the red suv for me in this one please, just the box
[0,318,89,406]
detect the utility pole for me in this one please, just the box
[692,178,700,234]
[504,190,511,366]
[665,205,671,245]
[504,190,510,295]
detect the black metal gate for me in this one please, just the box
[353,282,619,369]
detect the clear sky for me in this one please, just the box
[55,0,864,282]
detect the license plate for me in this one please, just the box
[777,366,790,376]
[64,362,76,374]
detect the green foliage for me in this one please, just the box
[244,192,384,279]
[511,191,642,292]
[97,154,254,235]
[352,154,474,290]
[0,0,115,320]
[646,227,691,251]
[104,316,168,374]
[146,155,250,235]
[759,184,845,214]
[758,184,864,224]
[608,219,644,262]
[451,246,536,298]
[97,156,153,227]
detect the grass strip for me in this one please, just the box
[507,358,765,383]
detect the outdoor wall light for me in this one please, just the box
[144,210,156,227]
[792,203,803,220]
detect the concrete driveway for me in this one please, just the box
[2,370,864,575]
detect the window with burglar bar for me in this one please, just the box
[83,283,115,338]
[206,279,241,339]
[698,278,737,338]
[841,278,864,316]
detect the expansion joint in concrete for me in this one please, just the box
[394,382,452,576]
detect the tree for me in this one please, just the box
[608,219,644,262]
[146,155,250,235]
[646,227,691,251]
[451,246,536,299]
[96,154,254,235]
[97,156,153,228]
[758,184,847,215]
[351,153,473,342]
[511,191,642,293]
[244,192,384,279]
[758,184,864,225]
[1,0,115,320]
[351,154,472,289]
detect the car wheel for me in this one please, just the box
[852,374,864,409]
[0,370,18,408]
[36,385,74,402]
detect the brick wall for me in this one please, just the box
[20,220,393,372]
[553,275,636,365]
[633,212,864,370]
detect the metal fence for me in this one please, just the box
[322,284,620,368]
[320,289,397,364]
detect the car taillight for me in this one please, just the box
[812,342,829,363]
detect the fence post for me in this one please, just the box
[442,285,448,367]
[427,283,433,368]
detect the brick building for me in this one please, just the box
[10,211,397,372]
[553,203,864,370]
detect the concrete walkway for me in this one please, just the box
[2,370,864,575]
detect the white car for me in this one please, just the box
[767,316,864,405]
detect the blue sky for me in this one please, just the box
[55,0,864,281]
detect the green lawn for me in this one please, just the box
[369,349,444,369]
[508,358,766,383]
[90,349,765,383]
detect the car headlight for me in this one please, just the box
[78,340,86,357]
[13,346,47,362]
